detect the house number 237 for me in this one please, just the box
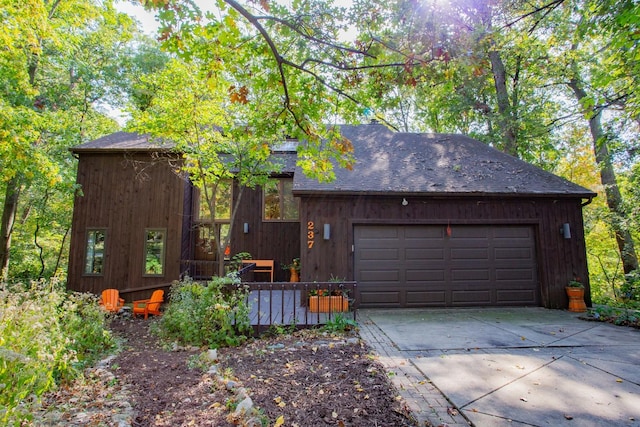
[307,221,315,249]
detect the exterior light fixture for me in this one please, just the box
[243,223,249,234]
[323,223,331,240]
[561,223,571,239]
[402,198,408,206]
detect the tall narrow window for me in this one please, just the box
[84,229,106,275]
[194,181,232,264]
[196,181,232,221]
[264,178,298,221]
[144,229,166,276]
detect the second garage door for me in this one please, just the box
[354,225,539,307]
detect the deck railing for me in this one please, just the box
[238,281,358,336]
[181,260,358,335]
[180,259,217,279]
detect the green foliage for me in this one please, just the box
[281,257,300,271]
[264,323,297,337]
[622,270,640,301]
[186,352,213,372]
[154,276,251,348]
[0,279,115,424]
[229,252,253,273]
[589,305,640,328]
[321,314,358,333]
[1,0,142,280]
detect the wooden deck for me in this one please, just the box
[248,289,351,326]
[241,282,358,334]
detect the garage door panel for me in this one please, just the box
[494,227,532,239]
[355,225,539,308]
[496,268,535,281]
[359,227,400,239]
[359,248,400,261]
[360,291,401,307]
[495,247,532,259]
[451,248,489,260]
[451,269,491,281]
[496,290,537,304]
[405,248,445,260]
[450,227,489,239]
[406,269,445,281]
[452,290,491,304]
[406,291,446,305]
[405,227,444,239]
[359,269,400,282]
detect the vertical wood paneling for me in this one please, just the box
[69,149,590,309]
[229,184,301,282]
[299,195,590,309]
[68,153,185,301]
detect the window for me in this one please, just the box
[144,229,166,276]
[196,181,232,221]
[194,223,230,260]
[194,181,231,261]
[264,178,298,221]
[84,229,106,275]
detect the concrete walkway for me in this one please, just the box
[358,307,640,427]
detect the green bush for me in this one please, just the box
[154,275,251,348]
[0,279,115,425]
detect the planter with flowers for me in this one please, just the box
[566,279,587,313]
[282,257,300,282]
[308,277,350,313]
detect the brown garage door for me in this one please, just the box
[354,225,539,307]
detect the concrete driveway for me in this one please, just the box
[358,307,640,427]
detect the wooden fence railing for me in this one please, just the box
[238,281,358,336]
[180,259,217,279]
[180,260,358,336]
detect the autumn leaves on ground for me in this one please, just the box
[37,318,417,426]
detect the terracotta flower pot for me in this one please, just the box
[289,268,299,282]
[566,287,587,313]
[309,295,349,313]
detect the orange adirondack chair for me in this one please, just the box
[132,289,164,320]
[99,289,124,313]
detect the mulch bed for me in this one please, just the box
[38,317,417,426]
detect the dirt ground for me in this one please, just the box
[37,317,417,426]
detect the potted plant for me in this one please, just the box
[282,257,300,282]
[309,276,349,313]
[566,278,587,312]
[228,252,252,273]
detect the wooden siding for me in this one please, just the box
[67,153,185,301]
[228,183,301,282]
[299,195,591,309]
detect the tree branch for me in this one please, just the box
[502,0,565,30]
[255,15,375,58]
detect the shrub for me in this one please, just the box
[154,275,251,348]
[0,279,115,425]
[322,314,358,333]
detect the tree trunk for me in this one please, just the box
[569,78,639,274]
[488,50,518,157]
[0,177,21,280]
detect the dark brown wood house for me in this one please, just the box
[68,123,595,308]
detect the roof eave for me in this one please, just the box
[293,189,597,199]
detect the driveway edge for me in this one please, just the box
[358,313,471,427]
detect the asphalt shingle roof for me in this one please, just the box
[71,131,298,173]
[70,132,173,152]
[293,124,595,198]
